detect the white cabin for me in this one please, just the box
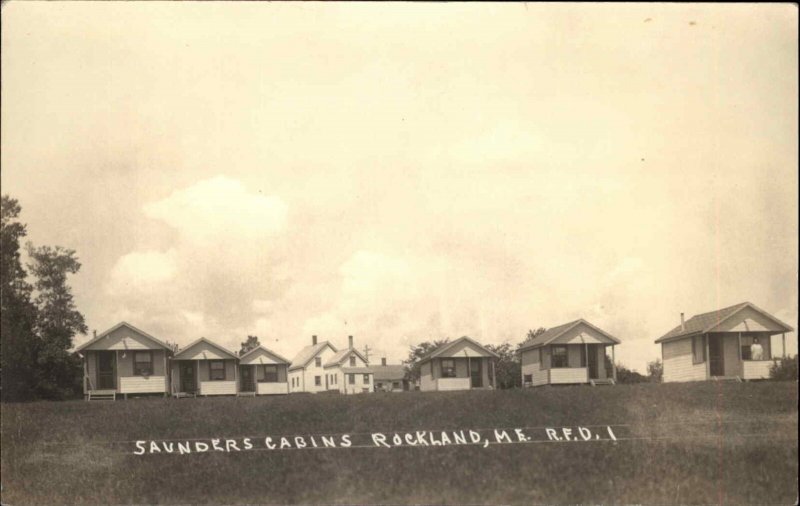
[519,319,620,387]
[656,302,794,382]
[171,338,239,396]
[76,322,172,400]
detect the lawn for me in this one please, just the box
[1,381,797,505]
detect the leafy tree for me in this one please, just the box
[1,195,87,401]
[27,244,88,399]
[647,359,663,383]
[769,355,798,381]
[403,339,450,383]
[613,362,647,384]
[1,196,38,401]
[519,327,547,349]
[485,342,520,389]
[239,335,260,356]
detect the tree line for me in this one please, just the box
[1,195,87,401]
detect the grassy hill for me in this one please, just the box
[2,381,797,505]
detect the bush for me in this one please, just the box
[769,355,798,381]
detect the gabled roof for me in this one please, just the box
[370,364,407,381]
[74,321,172,353]
[289,341,337,371]
[518,319,621,351]
[238,345,290,364]
[341,366,373,374]
[324,348,369,368]
[655,302,794,343]
[418,336,499,364]
[173,337,239,360]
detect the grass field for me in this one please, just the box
[1,381,797,505]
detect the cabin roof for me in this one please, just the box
[370,364,407,381]
[654,302,794,343]
[340,366,373,374]
[518,319,621,351]
[418,336,499,364]
[324,348,369,368]
[74,321,172,353]
[289,341,337,371]
[238,345,290,364]
[173,337,238,360]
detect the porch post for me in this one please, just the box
[585,343,589,382]
[737,332,743,378]
[197,359,200,395]
[491,358,496,389]
[611,345,617,382]
[115,350,120,393]
[782,333,786,358]
[704,335,711,379]
[163,352,168,397]
[233,360,238,396]
[83,354,89,397]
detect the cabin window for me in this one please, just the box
[350,355,357,367]
[209,360,226,380]
[551,345,568,368]
[315,357,322,367]
[261,365,278,383]
[441,359,456,378]
[538,348,544,370]
[392,381,400,389]
[524,374,533,384]
[349,374,355,384]
[134,351,153,376]
[363,374,369,384]
[692,335,706,364]
[314,376,321,386]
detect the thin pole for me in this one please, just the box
[782,332,786,358]
[704,335,710,379]
[612,345,617,382]
[585,343,589,382]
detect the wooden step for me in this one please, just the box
[589,379,616,386]
[711,376,743,382]
[87,392,116,401]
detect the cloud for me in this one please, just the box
[105,176,291,351]
[143,175,288,243]
[109,249,177,293]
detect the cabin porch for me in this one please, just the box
[83,349,169,400]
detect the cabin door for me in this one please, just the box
[709,335,725,377]
[97,351,116,390]
[587,345,599,379]
[180,362,196,393]
[469,357,483,388]
[240,365,255,392]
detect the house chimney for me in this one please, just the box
[93,329,97,338]
[312,335,318,345]
[348,335,354,349]
[680,313,685,331]
[381,357,387,366]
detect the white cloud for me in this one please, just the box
[109,248,177,293]
[105,176,291,349]
[143,175,288,244]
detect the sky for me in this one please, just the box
[2,3,797,372]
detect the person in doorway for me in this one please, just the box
[750,337,764,361]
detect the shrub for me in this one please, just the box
[769,354,798,381]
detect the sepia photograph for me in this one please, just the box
[1,2,797,505]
